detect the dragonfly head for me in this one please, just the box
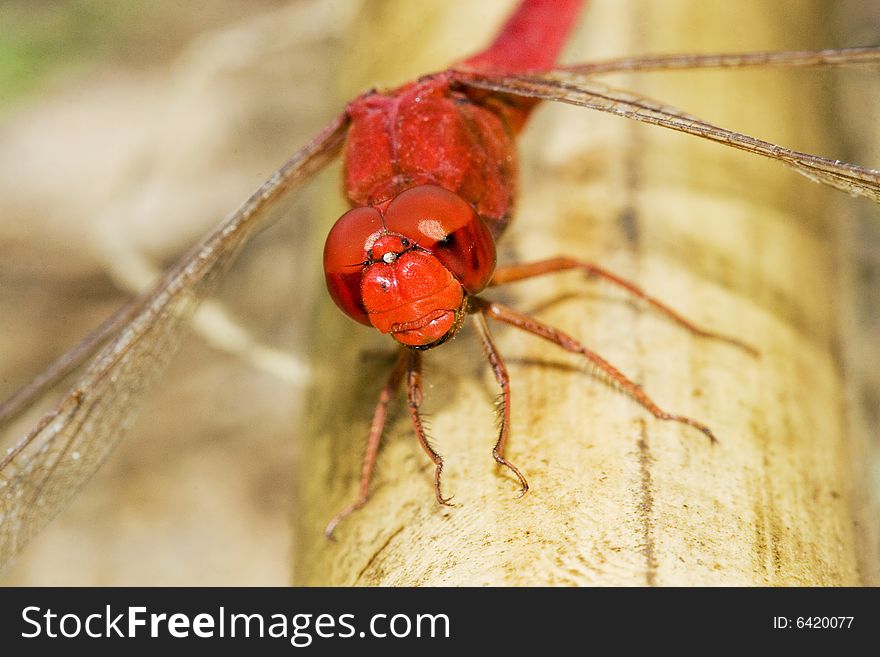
[323,185,497,348]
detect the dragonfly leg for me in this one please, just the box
[472,311,529,497]
[472,297,718,444]
[490,257,757,356]
[406,349,455,507]
[325,348,408,540]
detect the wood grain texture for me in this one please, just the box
[833,2,880,587]
[293,0,876,585]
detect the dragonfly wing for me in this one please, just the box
[0,114,349,571]
[558,46,880,76]
[0,294,147,427]
[456,70,880,204]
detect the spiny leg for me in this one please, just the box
[472,311,529,496]
[406,349,454,506]
[490,257,757,356]
[325,348,408,539]
[472,297,718,443]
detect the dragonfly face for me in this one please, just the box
[323,184,496,348]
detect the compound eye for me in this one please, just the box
[323,206,382,325]
[384,185,496,293]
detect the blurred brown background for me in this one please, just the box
[0,0,877,585]
[0,0,350,585]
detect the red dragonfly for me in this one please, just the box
[1,0,879,574]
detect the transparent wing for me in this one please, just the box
[559,46,880,75]
[0,114,349,571]
[455,48,880,204]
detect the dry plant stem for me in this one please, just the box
[294,0,867,586]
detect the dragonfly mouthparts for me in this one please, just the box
[389,308,452,333]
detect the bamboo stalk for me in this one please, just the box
[833,3,880,587]
[293,0,872,585]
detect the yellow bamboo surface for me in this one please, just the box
[294,0,878,585]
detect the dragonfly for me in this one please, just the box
[2,0,879,579]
